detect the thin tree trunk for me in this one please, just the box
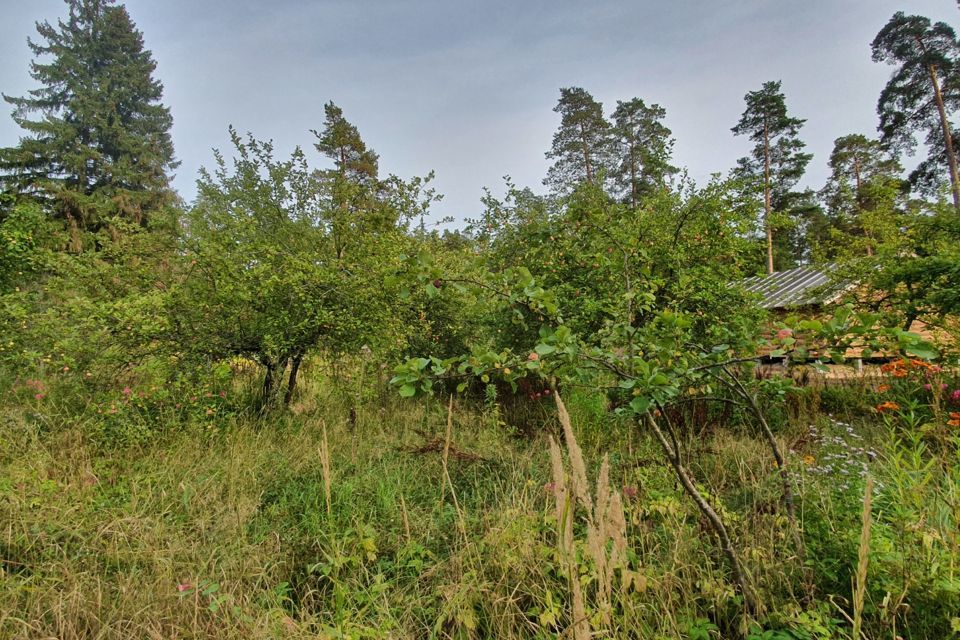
[722,367,804,559]
[261,361,275,409]
[927,62,960,211]
[580,122,593,184]
[284,354,303,406]
[644,414,758,613]
[853,157,874,256]
[763,118,774,274]
[629,134,638,209]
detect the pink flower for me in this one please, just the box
[544,482,558,495]
[177,583,192,593]
[219,390,226,398]
[622,485,639,500]
[776,328,793,340]
[122,387,132,396]
[924,384,932,391]
[34,393,44,400]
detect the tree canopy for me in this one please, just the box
[0,0,177,230]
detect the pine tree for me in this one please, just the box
[312,101,388,259]
[544,87,611,194]
[872,12,960,210]
[609,98,677,208]
[0,0,177,228]
[313,101,379,188]
[820,134,904,257]
[732,80,812,274]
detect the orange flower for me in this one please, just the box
[948,412,960,427]
[877,384,890,393]
[876,401,901,413]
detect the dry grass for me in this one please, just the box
[1,370,956,638]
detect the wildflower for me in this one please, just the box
[803,455,815,465]
[122,386,132,396]
[177,583,192,593]
[218,390,226,397]
[776,328,793,340]
[951,389,960,402]
[876,401,900,413]
[543,482,557,495]
[622,485,639,500]
[206,408,214,416]
[34,393,44,400]
[528,352,540,361]
[948,412,960,427]
[877,384,890,393]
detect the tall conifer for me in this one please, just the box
[0,0,176,227]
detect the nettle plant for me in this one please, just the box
[391,254,937,615]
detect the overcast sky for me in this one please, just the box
[1,1,957,225]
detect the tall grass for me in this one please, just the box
[1,364,957,638]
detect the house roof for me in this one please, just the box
[739,264,845,310]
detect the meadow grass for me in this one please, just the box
[1,365,957,638]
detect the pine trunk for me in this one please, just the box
[580,122,593,184]
[928,63,960,211]
[853,157,873,256]
[763,119,774,274]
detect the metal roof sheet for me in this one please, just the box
[739,264,843,309]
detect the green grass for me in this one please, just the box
[1,366,957,639]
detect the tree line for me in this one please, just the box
[0,0,958,406]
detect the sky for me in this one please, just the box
[1,0,957,226]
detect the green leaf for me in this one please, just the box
[535,343,556,356]
[399,384,417,397]
[904,344,938,360]
[629,396,651,414]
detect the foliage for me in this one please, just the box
[0,0,177,228]
[732,80,814,272]
[544,87,611,193]
[609,98,677,206]
[168,130,398,402]
[817,134,905,259]
[872,12,960,207]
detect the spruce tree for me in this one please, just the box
[732,80,812,274]
[544,87,611,194]
[609,98,677,208]
[0,0,176,228]
[872,13,960,210]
